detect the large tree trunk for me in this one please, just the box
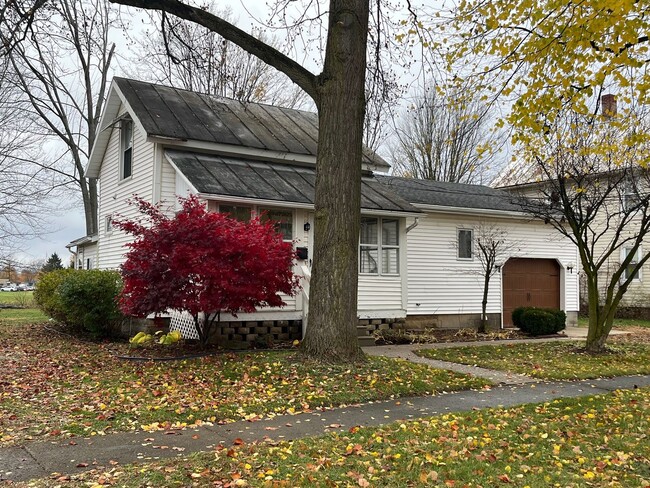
[80,176,99,236]
[300,0,369,363]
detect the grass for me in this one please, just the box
[415,341,650,380]
[578,316,650,329]
[0,290,35,308]
[0,308,489,447]
[21,387,650,487]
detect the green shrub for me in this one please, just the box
[35,269,124,337]
[520,308,559,336]
[551,309,567,332]
[34,268,75,323]
[512,306,528,327]
[57,269,124,337]
[513,307,566,335]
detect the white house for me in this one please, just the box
[69,78,579,344]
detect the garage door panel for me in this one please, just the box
[502,258,560,327]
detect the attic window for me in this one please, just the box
[120,118,133,180]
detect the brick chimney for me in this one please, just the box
[601,94,617,117]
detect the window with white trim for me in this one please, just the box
[622,182,640,212]
[105,215,113,234]
[360,217,400,275]
[622,247,642,282]
[120,118,133,180]
[259,207,293,241]
[219,204,252,222]
[458,229,473,259]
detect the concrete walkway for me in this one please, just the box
[1,328,642,484]
[363,326,630,385]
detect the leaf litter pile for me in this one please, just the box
[0,320,488,447]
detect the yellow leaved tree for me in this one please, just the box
[444,0,650,351]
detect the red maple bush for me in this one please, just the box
[113,195,300,346]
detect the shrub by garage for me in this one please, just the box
[513,306,566,336]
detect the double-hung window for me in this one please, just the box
[360,217,400,275]
[622,247,641,282]
[120,118,133,180]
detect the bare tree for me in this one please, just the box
[514,105,650,352]
[1,0,117,236]
[0,59,59,253]
[453,224,520,333]
[132,6,308,108]
[391,85,499,184]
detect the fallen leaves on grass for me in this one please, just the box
[24,387,650,487]
[416,340,650,380]
[0,322,488,446]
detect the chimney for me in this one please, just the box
[601,94,617,117]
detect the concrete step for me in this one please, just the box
[357,335,376,347]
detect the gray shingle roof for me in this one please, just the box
[376,175,524,213]
[114,78,388,169]
[167,150,419,214]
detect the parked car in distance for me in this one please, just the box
[1,285,18,292]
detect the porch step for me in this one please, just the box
[356,325,376,347]
[357,335,376,347]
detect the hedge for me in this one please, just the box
[35,269,124,337]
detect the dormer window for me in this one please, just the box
[120,118,133,180]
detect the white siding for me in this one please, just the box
[358,276,403,315]
[406,212,579,317]
[97,104,157,269]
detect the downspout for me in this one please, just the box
[405,217,420,234]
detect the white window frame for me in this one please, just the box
[105,215,113,234]
[217,204,295,242]
[359,216,400,276]
[622,180,641,213]
[258,207,294,242]
[457,228,474,260]
[621,246,642,282]
[120,118,133,181]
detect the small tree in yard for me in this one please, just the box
[113,195,300,347]
[454,224,519,333]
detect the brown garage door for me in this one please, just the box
[502,258,560,327]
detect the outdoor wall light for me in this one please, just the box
[567,263,574,273]
[304,222,311,232]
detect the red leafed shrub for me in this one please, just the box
[113,195,300,346]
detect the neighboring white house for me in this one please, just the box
[68,78,579,343]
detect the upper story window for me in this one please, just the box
[105,215,113,234]
[458,228,473,259]
[120,118,133,180]
[360,217,400,275]
[622,182,640,213]
[260,208,293,241]
[622,247,641,282]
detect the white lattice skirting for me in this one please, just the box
[169,310,201,340]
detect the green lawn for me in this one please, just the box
[22,388,650,487]
[0,290,35,308]
[0,308,489,447]
[416,341,650,380]
[578,316,650,328]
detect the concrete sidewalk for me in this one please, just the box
[2,373,649,483]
